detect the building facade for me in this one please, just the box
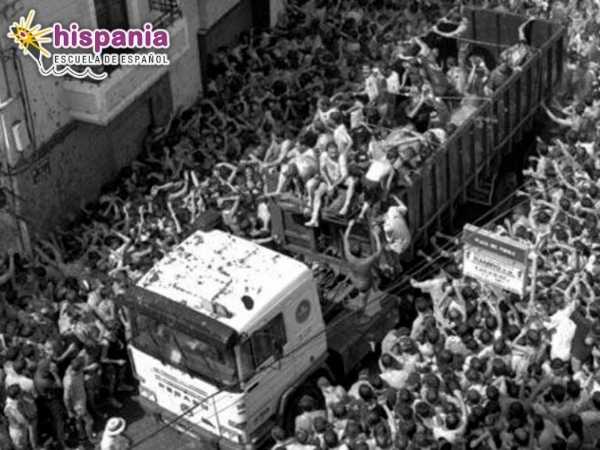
[0,0,199,255]
[0,0,279,256]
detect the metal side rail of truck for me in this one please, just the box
[117,230,406,450]
[269,8,566,269]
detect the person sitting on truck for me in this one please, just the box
[274,143,320,200]
[331,111,354,155]
[312,96,340,131]
[380,196,412,256]
[260,134,295,176]
[345,94,369,131]
[498,20,534,73]
[487,61,513,94]
[358,140,396,220]
[306,142,356,226]
[343,219,382,296]
[465,57,490,102]
[446,56,468,98]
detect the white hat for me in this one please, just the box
[104,417,126,436]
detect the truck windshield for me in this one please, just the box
[131,313,239,389]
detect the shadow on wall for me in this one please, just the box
[197,0,256,90]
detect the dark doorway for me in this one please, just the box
[94,0,129,30]
[252,0,271,30]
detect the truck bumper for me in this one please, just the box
[136,396,254,450]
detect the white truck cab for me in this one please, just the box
[121,230,328,449]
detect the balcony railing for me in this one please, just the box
[150,0,183,28]
[61,11,189,126]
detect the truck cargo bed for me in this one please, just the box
[270,8,565,270]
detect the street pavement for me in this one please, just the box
[121,398,200,449]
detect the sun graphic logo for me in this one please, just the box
[7,9,52,59]
[6,9,107,81]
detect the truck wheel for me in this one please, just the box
[282,382,325,435]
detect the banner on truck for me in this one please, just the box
[462,224,530,296]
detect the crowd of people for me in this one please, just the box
[0,0,598,448]
[268,2,600,449]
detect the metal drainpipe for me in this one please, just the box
[0,45,32,256]
[12,48,36,151]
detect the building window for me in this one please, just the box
[149,0,183,28]
[94,0,129,30]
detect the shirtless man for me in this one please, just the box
[343,220,382,311]
[382,196,412,255]
[466,57,490,100]
[306,142,356,227]
[446,56,468,97]
[362,64,380,104]
[274,145,319,202]
[358,139,398,219]
[313,96,339,131]
[331,111,353,154]
[260,134,294,173]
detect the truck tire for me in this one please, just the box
[282,381,325,435]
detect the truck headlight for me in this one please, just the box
[140,386,157,403]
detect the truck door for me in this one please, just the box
[238,278,326,435]
[238,313,292,435]
[281,280,327,380]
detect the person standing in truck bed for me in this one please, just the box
[343,219,382,314]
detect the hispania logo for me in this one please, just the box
[7,10,171,81]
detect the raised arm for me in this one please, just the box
[518,18,534,43]
[542,103,574,127]
[406,93,425,118]
[433,17,468,38]
[369,225,382,260]
[0,254,14,286]
[215,162,239,183]
[343,220,357,263]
